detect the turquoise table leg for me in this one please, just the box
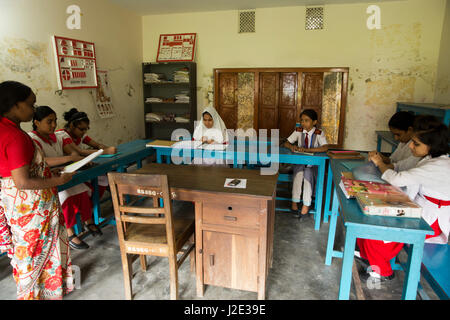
[323,162,333,223]
[402,239,425,300]
[314,160,325,230]
[325,188,340,265]
[338,228,357,300]
[157,150,162,164]
[92,177,100,225]
[377,136,382,152]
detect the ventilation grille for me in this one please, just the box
[305,7,324,30]
[239,10,256,33]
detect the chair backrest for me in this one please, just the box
[107,172,176,250]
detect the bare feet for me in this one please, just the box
[301,205,310,215]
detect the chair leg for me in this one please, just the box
[168,254,179,300]
[140,255,148,271]
[121,252,134,300]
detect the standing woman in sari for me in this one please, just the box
[0,81,75,300]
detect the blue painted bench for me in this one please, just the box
[417,243,450,300]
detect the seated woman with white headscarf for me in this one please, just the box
[192,106,229,165]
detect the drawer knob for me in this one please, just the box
[228,206,232,210]
[224,215,237,221]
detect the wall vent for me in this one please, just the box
[239,10,256,33]
[305,7,324,30]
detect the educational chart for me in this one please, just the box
[95,70,115,118]
[156,33,196,62]
[52,36,98,90]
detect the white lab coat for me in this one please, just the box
[382,155,450,244]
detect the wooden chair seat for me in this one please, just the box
[125,218,194,247]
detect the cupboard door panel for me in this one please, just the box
[301,72,324,124]
[279,72,298,139]
[202,231,259,292]
[217,72,238,129]
[258,73,279,134]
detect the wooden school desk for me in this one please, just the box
[135,163,278,300]
[59,139,153,227]
[147,140,329,230]
[324,157,434,300]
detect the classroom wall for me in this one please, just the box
[142,0,447,150]
[0,0,144,146]
[434,0,450,104]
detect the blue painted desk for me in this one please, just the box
[58,139,153,227]
[148,141,329,230]
[324,158,433,300]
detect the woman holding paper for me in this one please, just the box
[192,106,229,165]
[29,106,102,251]
[0,81,74,299]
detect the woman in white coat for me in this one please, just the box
[192,106,229,165]
[362,115,449,282]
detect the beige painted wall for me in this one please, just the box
[0,0,144,146]
[435,0,450,104]
[142,0,447,150]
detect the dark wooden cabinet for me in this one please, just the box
[214,67,348,148]
[143,62,197,140]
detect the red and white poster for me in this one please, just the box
[156,33,196,62]
[52,35,98,90]
[95,70,115,119]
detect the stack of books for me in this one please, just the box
[339,173,422,218]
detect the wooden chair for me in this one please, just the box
[107,172,195,300]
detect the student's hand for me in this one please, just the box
[201,137,208,143]
[296,147,305,153]
[368,150,379,158]
[50,167,63,177]
[103,146,117,154]
[369,153,384,167]
[207,139,215,144]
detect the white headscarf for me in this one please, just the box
[193,106,228,143]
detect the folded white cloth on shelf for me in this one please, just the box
[145,113,162,122]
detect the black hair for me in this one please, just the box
[300,109,318,121]
[32,106,56,130]
[413,115,449,158]
[388,111,415,131]
[63,108,89,128]
[0,81,33,116]
[202,111,212,118]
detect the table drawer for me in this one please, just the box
[202,200,261,229]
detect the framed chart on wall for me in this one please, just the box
[95,70,115,119]
[52,35,98,90]
[156,33,196,62]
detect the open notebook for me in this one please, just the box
[62,149,103,173]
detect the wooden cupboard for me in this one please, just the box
[214,67,348,148]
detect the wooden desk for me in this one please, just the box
[135,163,278,299]
[325,158,433,300]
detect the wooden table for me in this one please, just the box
[135,163,278,299]
[325,158,434,300]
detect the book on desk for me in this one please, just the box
[146,139,227,150]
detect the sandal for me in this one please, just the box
[68,234,89,250]
[85,223,103,237]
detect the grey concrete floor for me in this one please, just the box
[0,197,439,300]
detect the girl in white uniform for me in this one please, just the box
[283,109,329,218]
[369,111,421,172]
[192,106,229,165]
[363,115,450,281]
[29,106,102,250]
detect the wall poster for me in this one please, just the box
[156,33,196,62]
[95,70,115,119]
[52,35,98,90]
